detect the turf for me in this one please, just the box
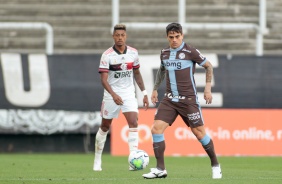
[1,154,282,184]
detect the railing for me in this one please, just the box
[0,22,54,55]
[112,0,268,56]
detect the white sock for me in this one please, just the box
[94,128,108,160]
[128,127,139,153]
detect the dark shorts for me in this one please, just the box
[154,97,204,128]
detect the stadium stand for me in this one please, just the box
[0,0,281,55]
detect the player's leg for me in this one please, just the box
[123,111,139,152]
[180,102,222,179]
[122,98,139,153]
[143,100,176,179]
[191,126,219,166]
[122,98,139,170]
[93,100,120,171]
[191,125,222,179]
[142,120,169,178]
[93,118,112,171]
[151,120,169,170]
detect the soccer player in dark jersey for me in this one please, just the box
[142,23,222,179]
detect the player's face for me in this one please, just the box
[167,31,183,49]
[113,30,127,47]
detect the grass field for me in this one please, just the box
[1,154,282,184]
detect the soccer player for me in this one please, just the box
[93,24,149,171]
[142,23,222,179]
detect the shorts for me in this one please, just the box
[100,97,138,119]
[155,97,204,128]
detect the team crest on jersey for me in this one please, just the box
[178,53,185,59]
[120,63,128,70]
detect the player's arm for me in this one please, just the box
[202,60,213,104]
[100,72,123,105]
[133,68,149,110]
[151,65,165,105]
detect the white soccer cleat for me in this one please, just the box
[93,160,102,171]
[212,164,222,179]
[142,168,167,179]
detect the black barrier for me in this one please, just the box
[215,55,282,108]
[0,54,103,111]
[1,54,281,110]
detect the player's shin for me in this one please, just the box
[153,134,166,170]
[95,128,108,155]
[128,127,139,152]
[199,134,219,166]
[93,128,108,171]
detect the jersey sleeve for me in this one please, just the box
[132,51,140,69]
[191,47,207,66]
[98,53,110,73]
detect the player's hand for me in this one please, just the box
[143,95,149,110]
[204,91,212,104]
[112,93,123,105]
[151,90,159,106]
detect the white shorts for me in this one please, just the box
[100,97,138,119]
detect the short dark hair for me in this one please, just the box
[113,24,126,33]
[166,23,182,35]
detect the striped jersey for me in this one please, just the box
[160,42,207,102]
[99,46,140,100]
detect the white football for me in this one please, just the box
[128,150,149,170]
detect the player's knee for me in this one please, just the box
[151,126,158,134]
[191,126,206,139]
[128,121,138,128]
[151,123,165,134]
[100,125,110,132]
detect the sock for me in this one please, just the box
[94,128,108,161]
[199,134,219,167]
[128,127,138,152]
[152,134,165,170]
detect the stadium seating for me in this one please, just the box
[0,0,281,55]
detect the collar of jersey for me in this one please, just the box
[112,45,127,55]
[170,42,184,52]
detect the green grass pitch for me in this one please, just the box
[1,154,282,184]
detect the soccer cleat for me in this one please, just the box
[93,160,102,171]
[142,168,167,179]
[212,164,222,179]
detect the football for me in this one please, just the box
[128,150,149,170]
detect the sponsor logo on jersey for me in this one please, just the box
[192,120,200,124]
[165,93,186,99]
[196,49,205,60]
[164,61,182,69]
[161,48,170,53]
[114,70,133,78]
[187,112,201,121]
[182,48,191,53]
